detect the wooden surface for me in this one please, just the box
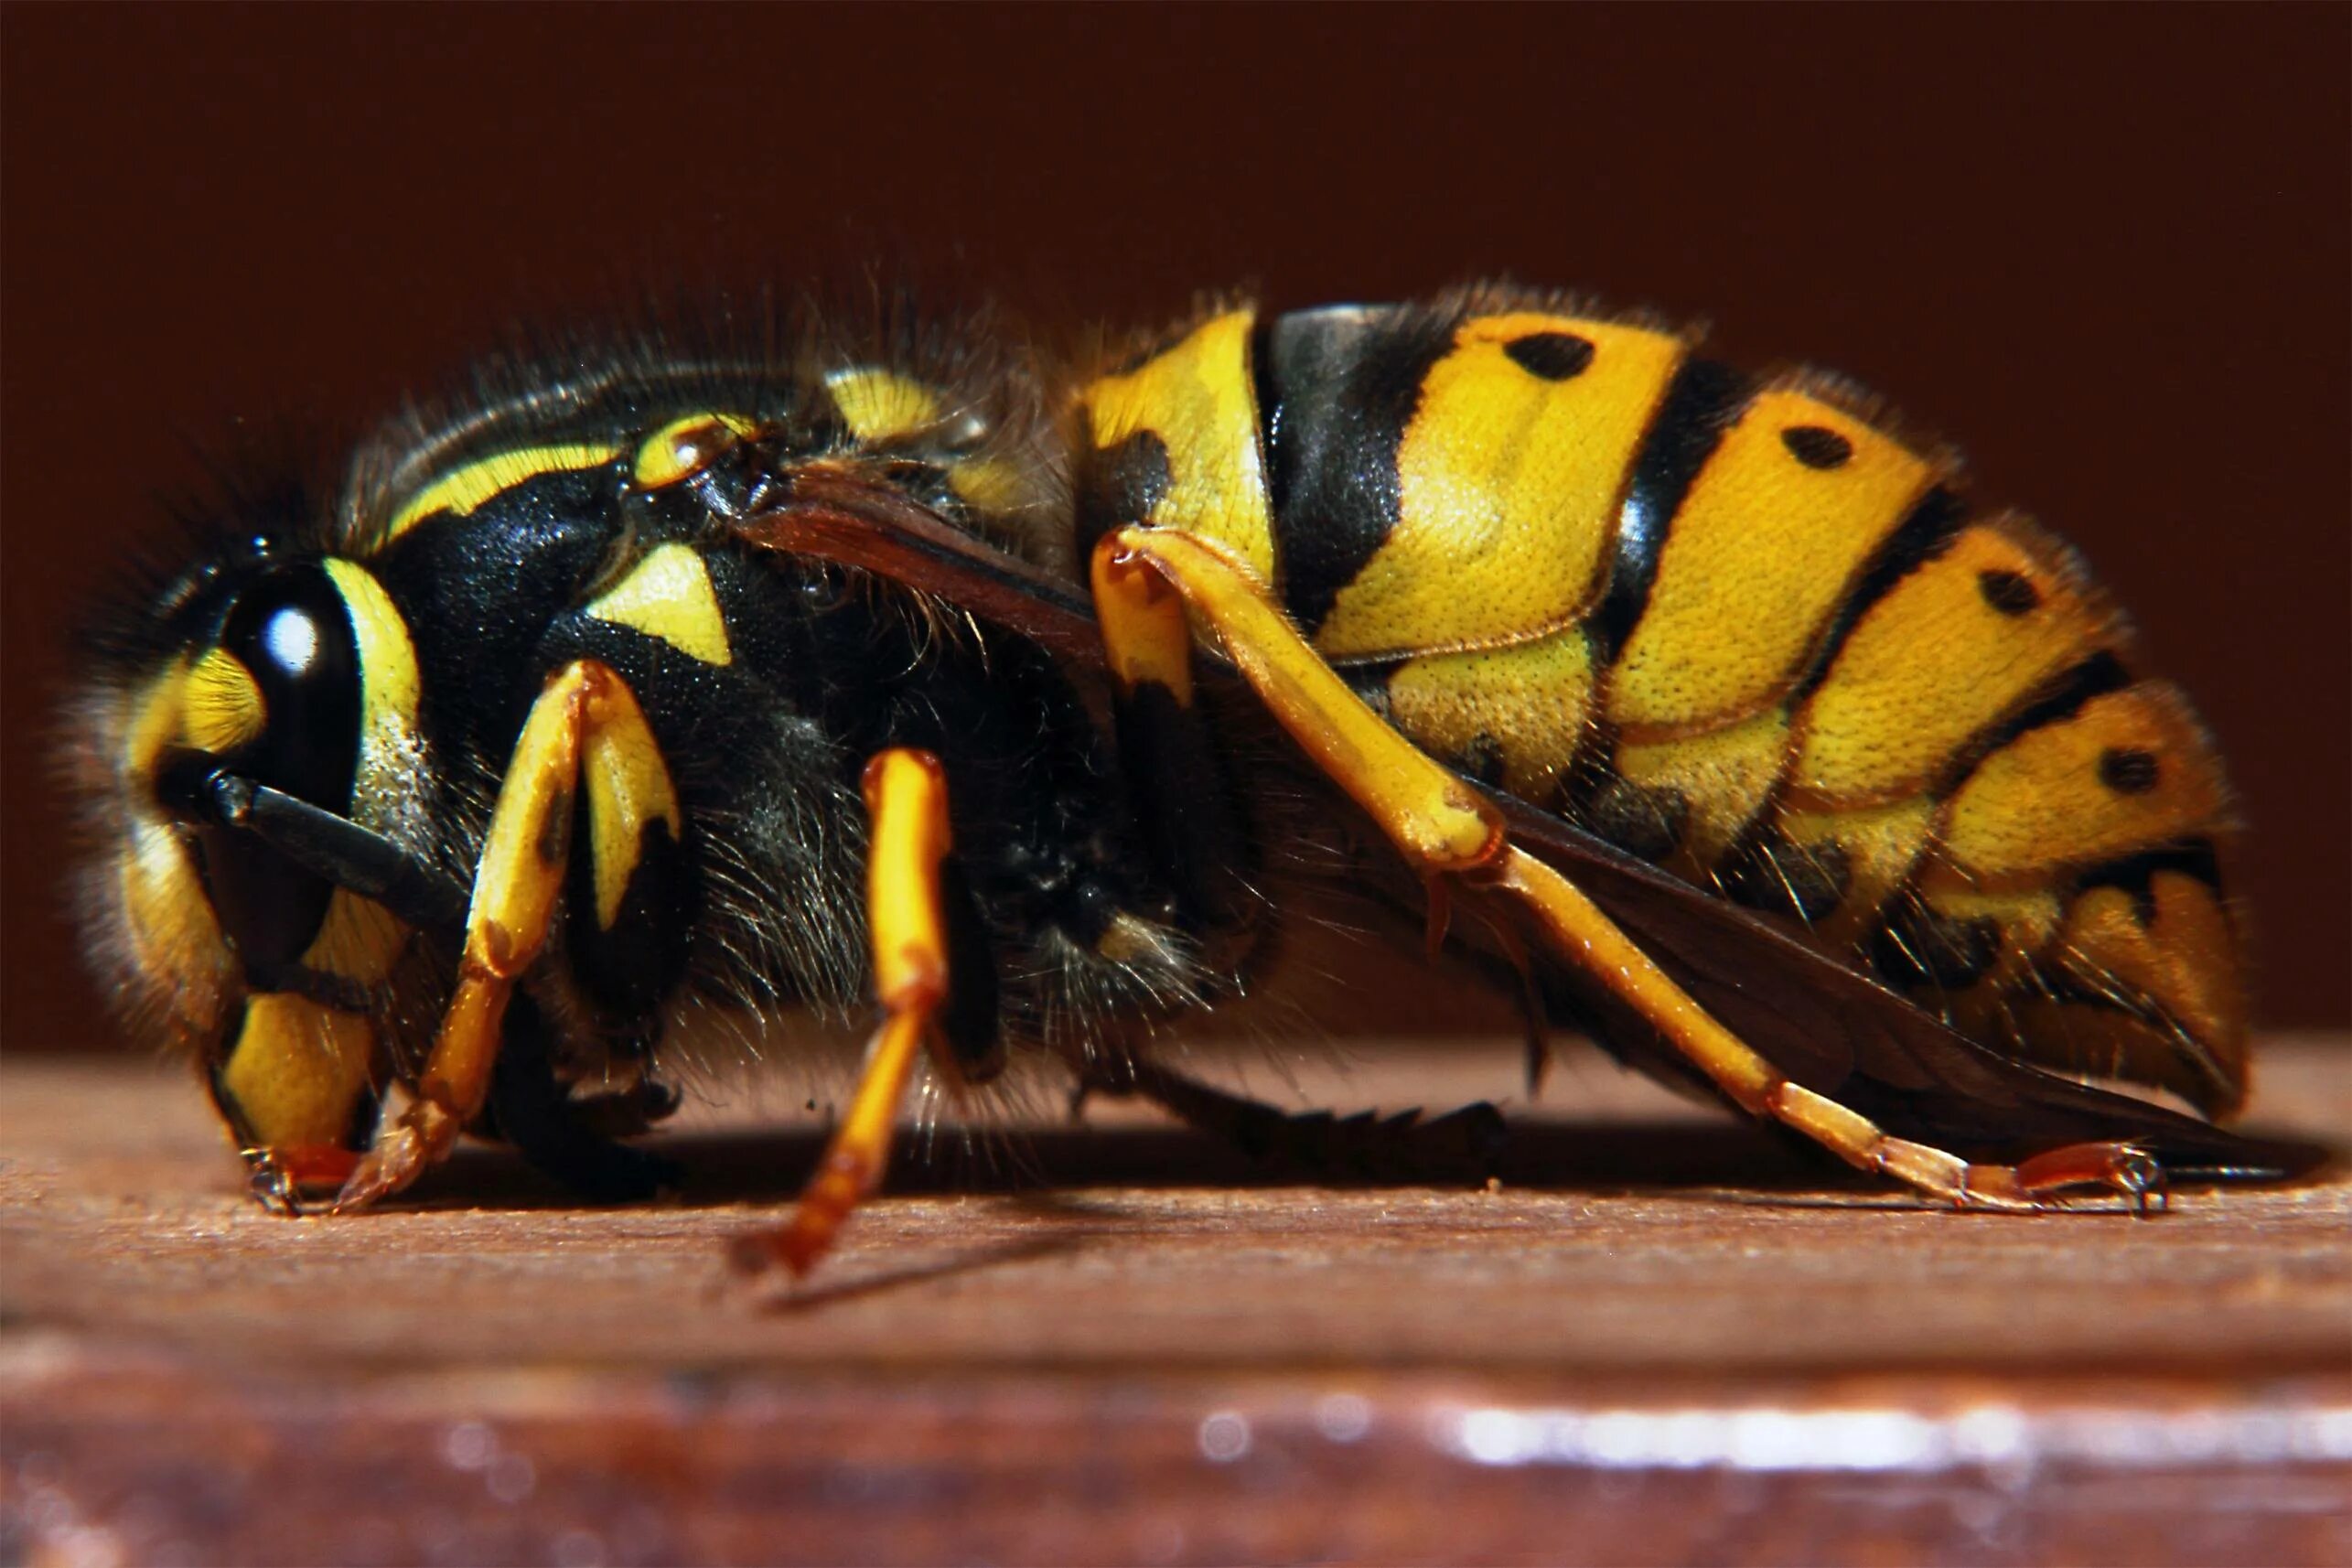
[4,1037,2347,1565]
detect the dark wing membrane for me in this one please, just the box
[736,477,2325,1185]
[736,469,1101,660]
[1495,794,2326,1180]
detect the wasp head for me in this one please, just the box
[72,532,431,1199]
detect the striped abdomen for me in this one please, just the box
[1076,291,2246,1114]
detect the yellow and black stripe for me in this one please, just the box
[1077,290,2246,1112]
[77,286,2283,1253]
[97,552,432,1194]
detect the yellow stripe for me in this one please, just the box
[1937,683,2227,881]
[320,558,426,855]
[382,443,620,542]
[585,542,734,666]
[1318,315,1684,659]
[1609,391,1938,736]
[127,654,192,778]
[179,649,265,754]
[321,558,420,730]
[1791,521,2114,809]
[633,412,757,489]
[117,659,237,1035]
[583,679,682,929]
[217,993,377,1150]
[1083,311,1278,585]
[827,369,944,442]
[1385,626,1596,802]
[120,814,233,1034]
[299,889,410,986]
[1614,708,1791,869]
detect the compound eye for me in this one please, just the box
[633,412,757,489]
[195,564,364,968]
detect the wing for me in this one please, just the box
[1495,793,2325,1178]
[734,467,1102,659]
[736,475,2329,1185]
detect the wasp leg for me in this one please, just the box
[336,660,670,1211]
[483,993,682,1203]
[1088,535,1260,939]
[729,748,957,1278]
[1487,854,2152,1210]
[1097,528,2152,1215]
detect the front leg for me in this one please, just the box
[337,660,676,1210]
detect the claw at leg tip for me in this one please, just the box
[727,1206,838,1283]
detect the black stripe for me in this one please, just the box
[1718,832,1853,926]
[1259,305,1455,638]
[1112,677,1259,934]
[2099,746,2163,795]
[1787,486,1970,708]
[1870,900,2001,991]
[1249,309,1287,516]
[2074,839,2226,927]
[1933,650,2135,797]
[1590,357,1751,667]
[1073,427,1172,564]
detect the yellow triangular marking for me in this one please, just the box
[585,542,734,666]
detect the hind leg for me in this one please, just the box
[1093,527,2164,1213]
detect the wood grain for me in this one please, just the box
[4,1037,2347,1565]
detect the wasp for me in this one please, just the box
[70,285,2320,1277]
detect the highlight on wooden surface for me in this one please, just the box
[3,1036,2346,1565]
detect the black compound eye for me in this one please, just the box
[198,564,364,969]
[220,564,362,810]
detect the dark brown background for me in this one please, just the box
[5,4,2346,1050]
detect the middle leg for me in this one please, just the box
[729,747,963,1278]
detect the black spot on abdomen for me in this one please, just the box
[1504,331,1595,381]
[2099,746,2162,794]
[1871,901,1999,990]
[1977,568,2042,617]
[1781,425,1854,469]
[1583,776,1689,864]
[1720,837,1852,925]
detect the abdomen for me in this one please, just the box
[1076,286,2248,1115]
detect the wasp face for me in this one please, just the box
[79,538,426,1197]
[171,564,362,969]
